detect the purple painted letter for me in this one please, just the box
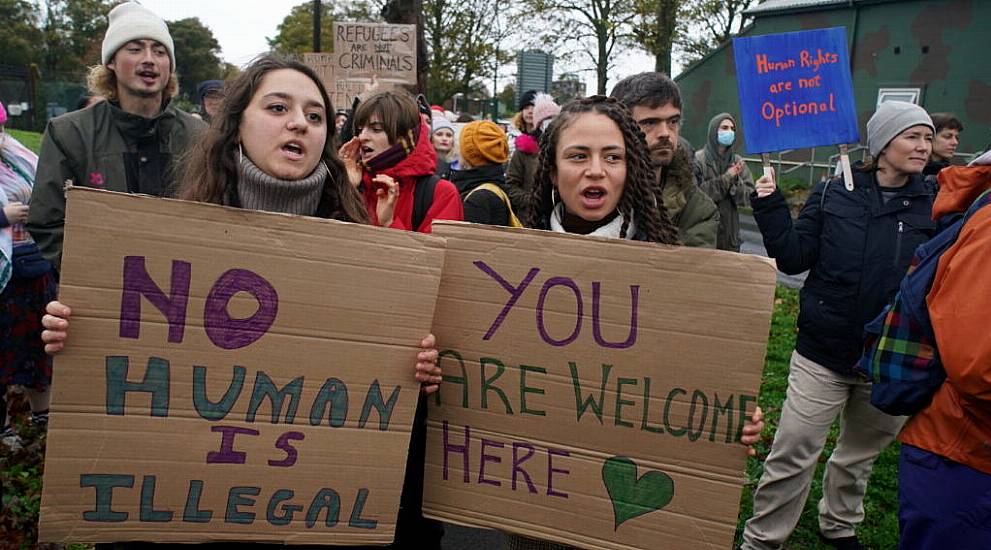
[119,256,191,343]
[203,269,279,350]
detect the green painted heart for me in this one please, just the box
[602,456,675,529]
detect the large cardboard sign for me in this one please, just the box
[733,27,859,154]
[422,223,777,550]
[39,188,445,545]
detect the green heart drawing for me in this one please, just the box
[602,456,675,529]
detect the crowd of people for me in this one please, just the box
[1,2,987,550]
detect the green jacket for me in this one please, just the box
[27,99,204,268]
[661,145,719,248]
[694,149,755,251]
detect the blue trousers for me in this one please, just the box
[898,444,991,549]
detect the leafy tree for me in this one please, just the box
[676,0,756,65]
[522,0,638,95]
[267,1,385,55]
[167,17,222,99]
[37,0,114,76]
[0,0,43,68]
[423,0,513,104]
[630,0,679,75]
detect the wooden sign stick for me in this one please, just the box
[839,144,854,191]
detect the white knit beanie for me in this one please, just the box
[866,101,933,157]
[101,2,175,70]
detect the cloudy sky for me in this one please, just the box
[140,0,662,96]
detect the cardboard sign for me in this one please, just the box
[733,27,859,153]
[39,188,445,545]
[330,22,417,109]
[422,223,777,550]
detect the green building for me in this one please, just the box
[675,0,991,183]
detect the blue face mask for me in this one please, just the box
[717,130,735,146]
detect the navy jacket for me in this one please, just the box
[753,170,937,374]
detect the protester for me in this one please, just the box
[430,114,456,177]
[27,1,205,270]
[339,90,463,233]
[508,94,765,550]
[448,120,518,225]
[194,79,224,124]
[923,112,963,176]
[506,92,560,210]
[694,113,755,251]
[1,100,56,450]
[507,89,538,155]
[609,72,719,248]
[40,54,444,550]
[741,101,939,550]
[895,155,991,550]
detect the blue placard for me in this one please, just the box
[733,27,859,154]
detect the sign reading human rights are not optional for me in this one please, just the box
[733,27,859,154]
[39,188,445,545]
[423,223,778,550]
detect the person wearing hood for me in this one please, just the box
[449,120,519,226]
[694,113,755,251]
[741,101,940,550]
[896,153,991,550]
[922,112,963,177]
[430,114,456,177]
[1,100,56,450]
[339,90,463,233]
[195,79,224,124]
[27,1,205,270]
[506,92,560,212]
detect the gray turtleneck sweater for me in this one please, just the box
[237,155,328,216]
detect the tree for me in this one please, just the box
[630,0,679,75]
[523,0,638,95]
[36,0,114,76]
[422,0,513,105]
[267,1,385,55]
[0,0,43,68]
[167,17,222,99]
[677,0,756,66]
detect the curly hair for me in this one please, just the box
[522,95,680,245]
[177,55,368,224]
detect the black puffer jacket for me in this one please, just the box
[753,169,937,374]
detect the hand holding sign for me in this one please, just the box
[755,168,777,198]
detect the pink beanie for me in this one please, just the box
[531,93,560,128]
[0,101,7,126]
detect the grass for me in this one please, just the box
[733,286,901,549]
[1,285,900,549]
[6,129,43,155]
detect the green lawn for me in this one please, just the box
[0,285,901,549]
[734,286,901,549]
[6,129,43,155]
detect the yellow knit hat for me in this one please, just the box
[460,120,509,166]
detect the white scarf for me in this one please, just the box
[549,203,637,240]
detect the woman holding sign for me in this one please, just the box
[41,55,444,550]
[741,101,939,550]
[505,95,765,550]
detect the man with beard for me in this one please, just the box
[610,72,718,248]
[28,2,204,269]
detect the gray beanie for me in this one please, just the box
[102,2,175,70]
[866,101,934,157]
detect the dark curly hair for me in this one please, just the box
[522,95,680,245]
[178,55,368,224]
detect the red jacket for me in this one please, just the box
[361,121,463,233]
[899,165,991,474]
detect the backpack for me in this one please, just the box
[411,174,441,232]
[465,183,524,228]
[859,188,991,416]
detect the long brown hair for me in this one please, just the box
[178,55,368,223]
[523,95,680,244]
